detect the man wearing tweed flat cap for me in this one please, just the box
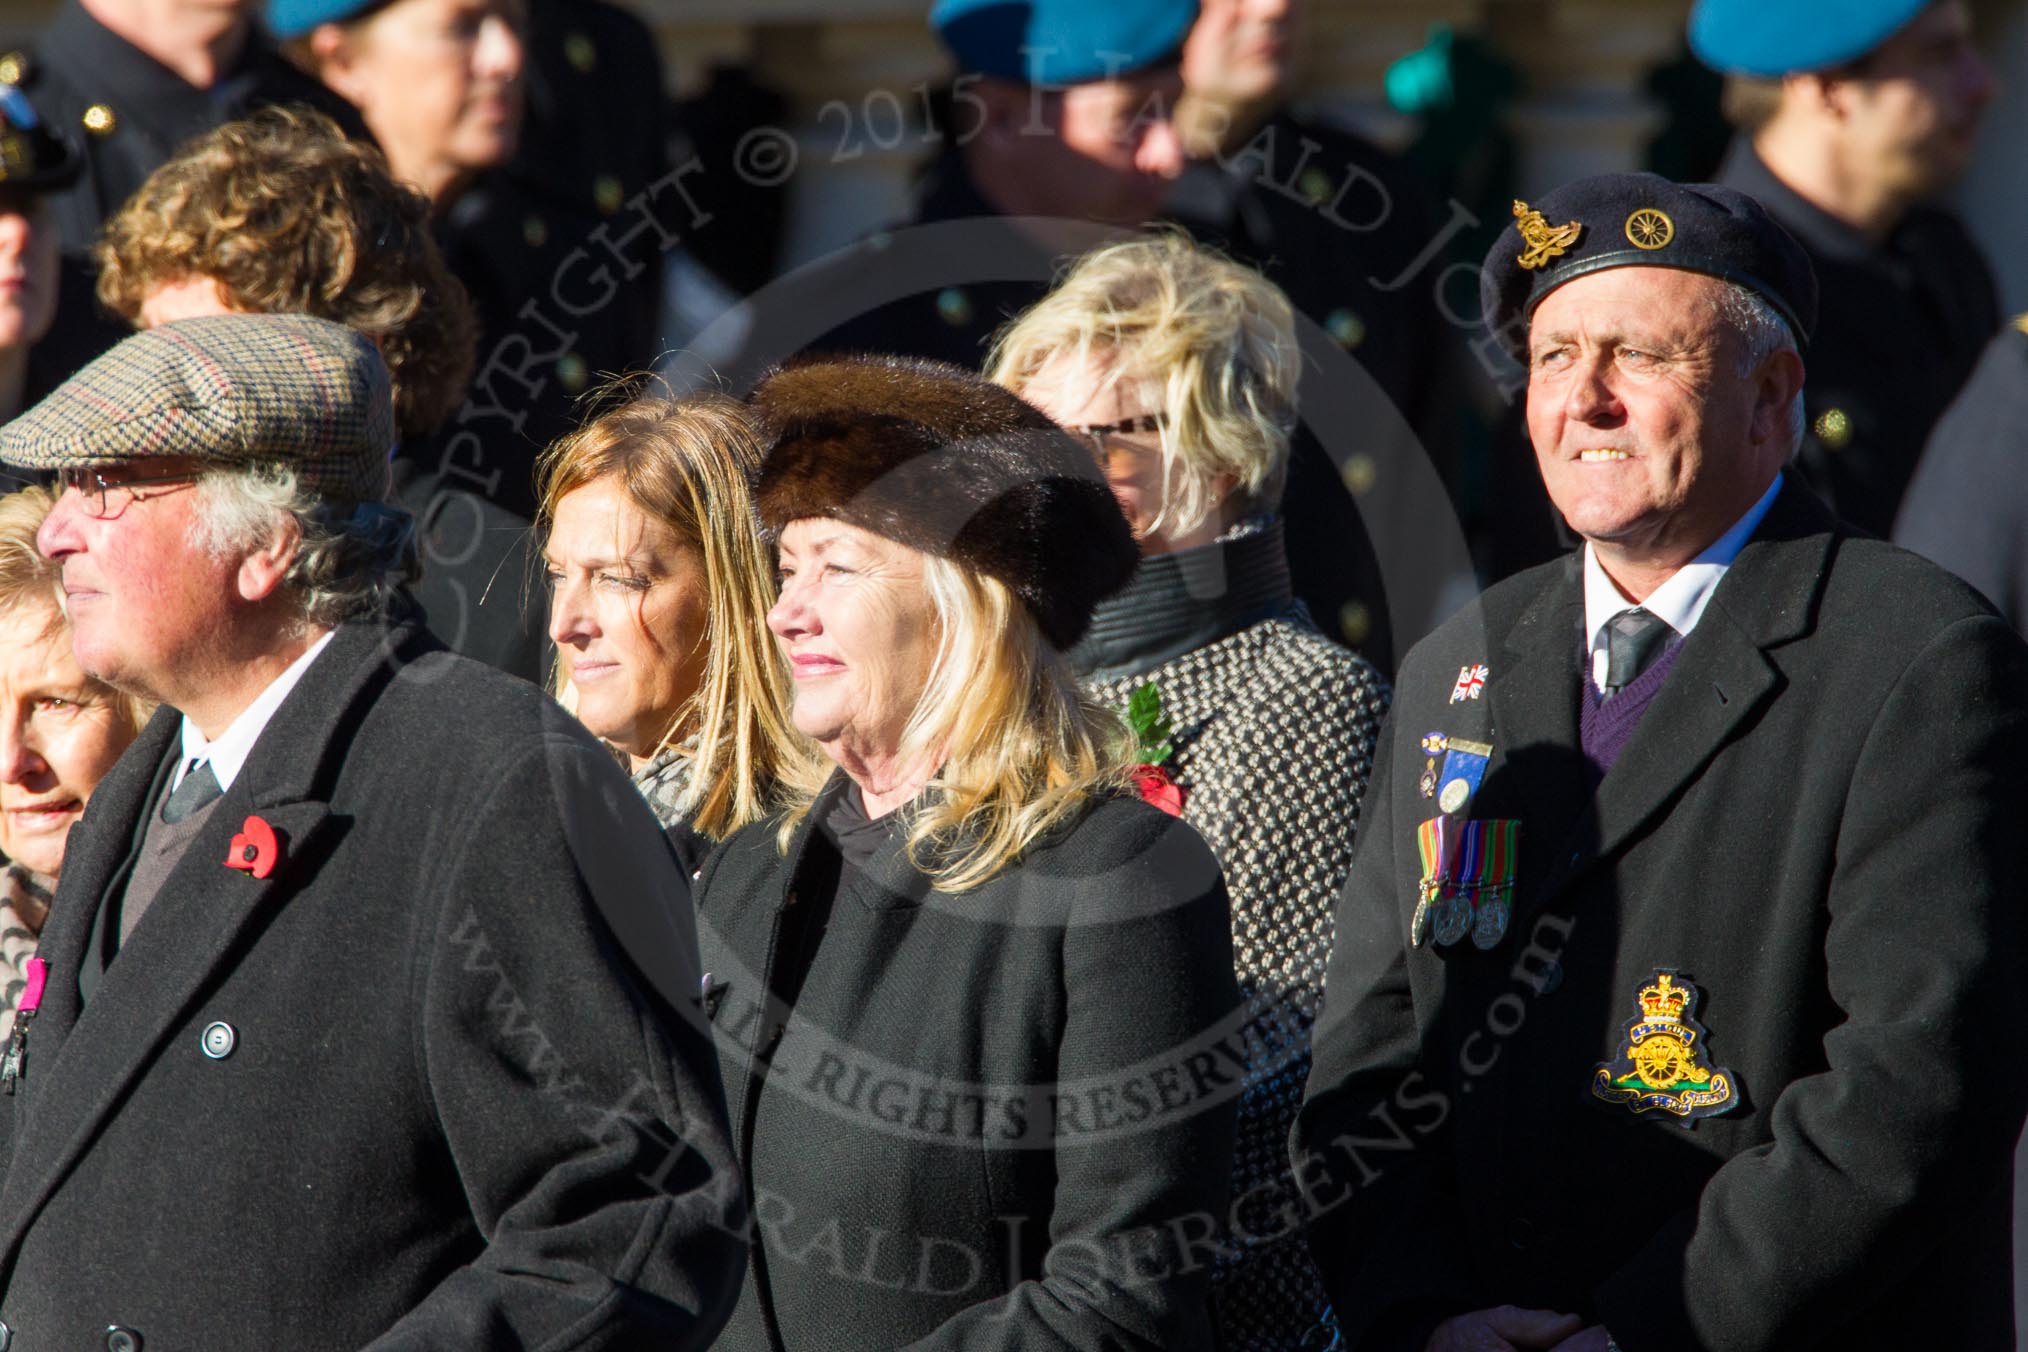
[0,314,744,1346]
[1298,174,2028,1351]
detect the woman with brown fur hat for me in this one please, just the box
[694,353,1242,1350]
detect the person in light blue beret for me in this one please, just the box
[810,0,1195,397]
[1690,0,1997,541]
[926,0,1196,228]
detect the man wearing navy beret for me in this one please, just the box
[1688,0,1998,539]
[1297,172,2028,1351]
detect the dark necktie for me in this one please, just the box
[1598,608,1672,700]
[160,759,222,824]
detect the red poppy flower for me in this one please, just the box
[224,815,281,880]
[1132,763,1186,817]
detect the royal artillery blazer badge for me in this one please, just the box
[1411,816,1518,950]
[1591,971,1739,1121]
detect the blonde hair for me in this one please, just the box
[988,231,1302,543]
[536,390,805,841]
[0,486,61,638]
[0,485,152,732]
[777,553,1132,892]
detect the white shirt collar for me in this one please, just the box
[1583,474,1783,680]
[175,630,336,793]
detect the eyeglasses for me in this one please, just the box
[57,466,202,520]
[1069,413,1166,458]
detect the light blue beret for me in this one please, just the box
[265,0,384,40]
[1688,0,1932,76]
[930,0,1198,85]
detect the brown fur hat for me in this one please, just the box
[750,354,1138,649]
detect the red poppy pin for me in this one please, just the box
[1132,763,1185,817]
[224,815,280,879]
[1125,682,1187,817]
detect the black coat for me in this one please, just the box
[0,616,745,1349]
[1895,319,2028,634]
[1717,143,1999,538]
[694,773,1243,1349]
[1296,482,2028,1351]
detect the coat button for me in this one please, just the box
[200,1022,236,1059]
[105,1327,143,1352]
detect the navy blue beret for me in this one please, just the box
[265,0,384,39]
[1688,0,1930,75]
[1479,172,1818,362]
[931,0,1197,84]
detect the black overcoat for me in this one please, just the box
[0,616,746,1348]
[1895,320,2028,634]
[695,773,1244,1350]
[1296,483,2028,1351]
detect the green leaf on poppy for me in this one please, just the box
[1126,681,1174,767]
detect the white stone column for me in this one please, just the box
[1488,0,1689,194]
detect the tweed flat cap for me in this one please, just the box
[749,354,1138,650]
[0,313,395,502]
[1479,172,1818,363]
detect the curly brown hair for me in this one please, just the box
[94,106,478,443]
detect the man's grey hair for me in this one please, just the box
[1717,282,1807,461]
[189,464,419,632]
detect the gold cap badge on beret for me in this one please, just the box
[1513,200,1582,271]
[1625,207,1674,250]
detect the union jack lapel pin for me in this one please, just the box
[1449,663,1489,703]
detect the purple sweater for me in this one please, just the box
[1580,638,1686,785]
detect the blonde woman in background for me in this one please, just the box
[536,390,803,875]
[992,232,1390,1350]
[0,486,149,1023]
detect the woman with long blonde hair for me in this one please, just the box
[694,353,1242,1350]
[536,389,803,872]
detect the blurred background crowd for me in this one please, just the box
[0,0,2019,678]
